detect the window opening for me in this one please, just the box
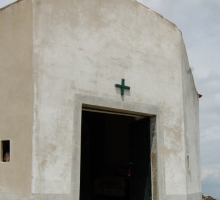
[1,140,10,162]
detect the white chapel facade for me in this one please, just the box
[0,0,202,200]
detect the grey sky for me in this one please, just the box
[1,0,220,199]
[0,0,15,8]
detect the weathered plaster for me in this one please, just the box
[181,38,202,197]
[0,0,33,199]
[31,0,186,194]
[0,0,201,199]
[151,116,158,200]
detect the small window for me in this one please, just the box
[1,140,10,162]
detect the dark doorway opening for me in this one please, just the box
[80,110,151,200]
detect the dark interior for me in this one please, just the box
[80,110,151,200]
[2,140,10,162]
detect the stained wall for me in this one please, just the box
[0,0,202,199]
[0,0,33,199]
[181,38,202,200]
[31,0,186,198]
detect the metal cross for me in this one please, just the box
[115,79,130,96]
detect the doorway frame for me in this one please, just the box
[71,94,163,200]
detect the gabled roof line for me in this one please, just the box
[137,2,181,34]
[0,0,24,11]
[1,0,181,35]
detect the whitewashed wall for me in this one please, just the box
[0,0,201,199]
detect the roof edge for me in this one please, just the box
[0,0,181,35]
[0,0,24,11]
[137,1,182,34]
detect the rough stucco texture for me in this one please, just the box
[181,38,202,195]
[0,0,33,199]
[32,0,185,196]
[0,0,201,199]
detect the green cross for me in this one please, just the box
[115,79,130,95]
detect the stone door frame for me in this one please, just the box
[71,94,164,200]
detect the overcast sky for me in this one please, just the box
[0,0,15,8]
[1,0,220,199]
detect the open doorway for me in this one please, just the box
[80,109,152,200]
